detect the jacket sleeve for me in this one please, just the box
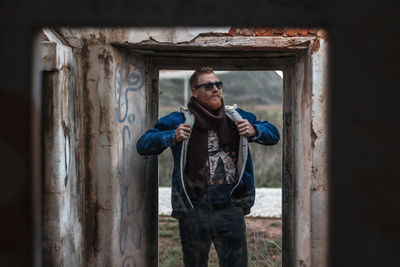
[237,108,280,146]
[136,112,183,156]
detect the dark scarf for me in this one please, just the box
[184,97,238,201]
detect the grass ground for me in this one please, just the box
[159,216,282,267]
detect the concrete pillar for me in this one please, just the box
[41,30,159,266]
[283,35,329,267]
[42,29,84,266]
[310,38,329,267]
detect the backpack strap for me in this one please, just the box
[180,106,195,127]
[179,106,195,171]
[225,104,248,185]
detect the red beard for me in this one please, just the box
[206,97,222,110]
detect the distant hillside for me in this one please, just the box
[159,71,283,106]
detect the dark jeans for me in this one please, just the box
[178,204,248,267]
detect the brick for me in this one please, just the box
[285,28,297,37]
[228,27,237,36]
[255,28,273,36]
[272,27,285,35]
[297,28,309,36]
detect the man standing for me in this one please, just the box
[136,67,280,267]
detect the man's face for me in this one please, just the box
[191,72,222,110]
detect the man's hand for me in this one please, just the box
[236,119,256,137]
[174,124,192,143]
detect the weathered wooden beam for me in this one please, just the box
[122,48,297,58]
[114,36,315,51]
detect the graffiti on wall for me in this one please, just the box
[122,256,136,267]
[116,62,144,124]
[116,62,144,266]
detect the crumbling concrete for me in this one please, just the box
[54,27,230,48]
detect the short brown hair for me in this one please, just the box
[190,67,214,88]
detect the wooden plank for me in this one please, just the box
[282,59,296,267]
[123,49,298,58]
[114,36,315,51]
[144,58,159,267]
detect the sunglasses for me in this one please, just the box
[194,81,223,91]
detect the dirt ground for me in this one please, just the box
[246,217,282,239]
[159,216,282,267]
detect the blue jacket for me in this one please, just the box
[136,105,280,219]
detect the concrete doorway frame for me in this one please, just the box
[40,30,328,266]
[117,34,329,267]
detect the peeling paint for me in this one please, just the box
[127,27,230,44]
[229,27,323,38]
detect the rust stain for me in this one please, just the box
[311,121,318,149]
[82,38,100,262]
[87,32,107,45]
[229,27,321,37]
[310,38,320,54]
[97,48,114,79]
[311,184,328,192]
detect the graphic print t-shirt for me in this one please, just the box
[206,130,238,186]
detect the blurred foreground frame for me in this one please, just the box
[1,1,400,267]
